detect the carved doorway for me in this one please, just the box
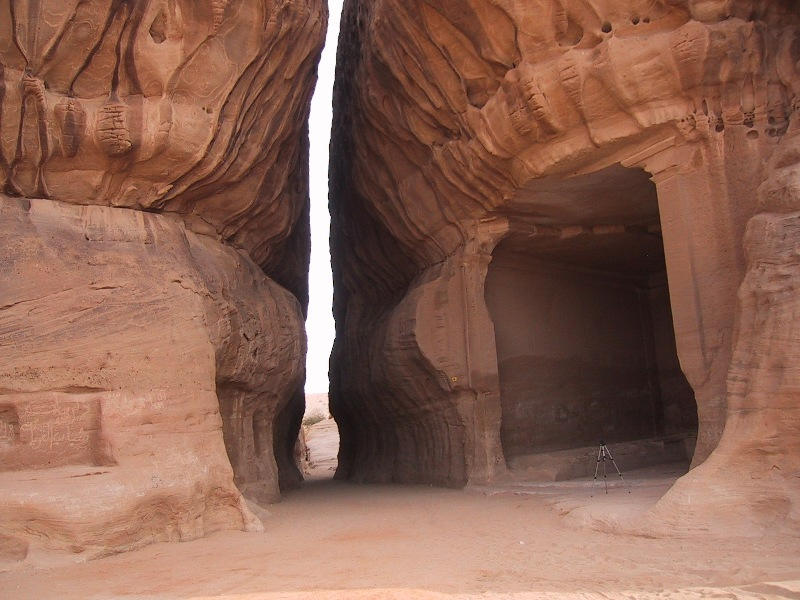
[485,165,698,480]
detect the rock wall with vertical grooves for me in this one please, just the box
[0,0,325,562]
[330,0,800,533]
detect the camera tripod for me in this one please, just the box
[592,441,631,495]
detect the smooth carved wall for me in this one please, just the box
[0,0,325,563]
[486,247,697,461]
[648,282,698,438]
[489,257,655,456]
[331,0,800,535]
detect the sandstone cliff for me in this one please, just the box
[0,0,325,562]
[330,0,800,533]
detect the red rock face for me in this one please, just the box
[330,0,800,532]
[0,0,325,562]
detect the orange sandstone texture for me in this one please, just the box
[329,0,800,532]
[0,0,325,562]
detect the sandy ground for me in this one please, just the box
[3,459,800,600]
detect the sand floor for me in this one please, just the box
[3,462,800,600]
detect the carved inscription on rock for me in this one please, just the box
[0,394,111,470]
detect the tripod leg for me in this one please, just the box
[592,447,602,491]
[604,446,632,494]
[602,449,608,494]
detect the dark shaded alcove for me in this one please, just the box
[486,165,698,479]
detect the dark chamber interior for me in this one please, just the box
[485,165,698,478]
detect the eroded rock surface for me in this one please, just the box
[0,0,325,562]
[330,0,800,532]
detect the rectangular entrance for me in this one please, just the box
[485,166,697,480]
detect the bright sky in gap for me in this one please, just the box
[305,0,343,394]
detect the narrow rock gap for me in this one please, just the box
[300,0,343,482]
